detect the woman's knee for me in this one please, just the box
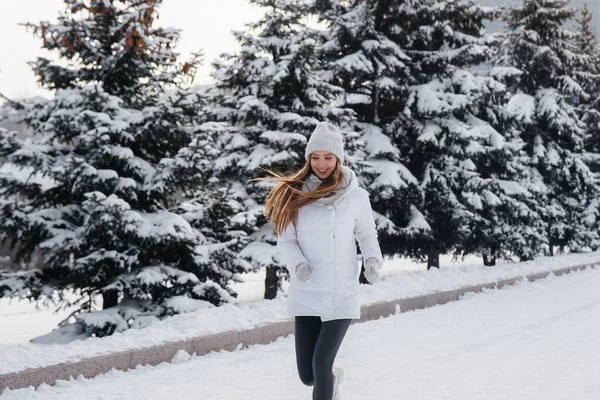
[312,353,335,376]
[298,369,314,386]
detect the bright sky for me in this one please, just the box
[0,0,264,100]
[1,0,598,101]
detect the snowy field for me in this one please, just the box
[4,264,600,399]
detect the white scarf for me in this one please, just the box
[301,166,353,206]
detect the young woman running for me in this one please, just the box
[261,121,383,400]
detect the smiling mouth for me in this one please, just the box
[317,169,328,173]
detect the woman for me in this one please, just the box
[261,121,384,400]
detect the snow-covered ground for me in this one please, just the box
[0,254,477,348]
[4,264,600,399]
[1,251,599,378]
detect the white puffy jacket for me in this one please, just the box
[277,168,383,321]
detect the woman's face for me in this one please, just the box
[310,151,338,180]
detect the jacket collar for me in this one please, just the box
[302,166,359,206]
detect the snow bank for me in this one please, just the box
[0,251,599,375]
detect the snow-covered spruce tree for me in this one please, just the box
[577,3,600,244]
[314,0,425,267]
[447,37,549,265]
[578,3,600,174]
[379,0,547,267]
[0,0,247,338]
[453,97,549,264]
[207,0,358,298]
[497,0,600,255]
[24,0,195,108]
[178,119,257,299]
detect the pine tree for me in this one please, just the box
[576,2,600,244]
[24,0,195,107]
[445,32,549,265]
[498,0,600,255]
[454,93,549,264]
[206,0,358,298]
[178,119,257,299]
[368,0,547,267]
[0,0,247,338]
[578,3,600,171]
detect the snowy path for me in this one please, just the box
[5,267,600,399]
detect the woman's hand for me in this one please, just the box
[295,262,313,282]
[364,257,380,283]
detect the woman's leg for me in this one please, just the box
[312,319,352,400]
[295,316,322,386]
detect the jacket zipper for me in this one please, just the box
[332,205,336,319]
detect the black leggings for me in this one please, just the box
[294,316,352,400]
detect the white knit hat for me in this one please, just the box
[305,122,345,164]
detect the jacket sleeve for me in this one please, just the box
[277,222,309,275]
[354,193,384,269]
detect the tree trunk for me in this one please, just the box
[427,250,440,270]
[359,261,369,284]
[483,254,496,267]
[102,291,118,310]
[373,85,380,124]
[549,244,554,257]
[264,266,279,300]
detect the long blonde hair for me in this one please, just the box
[257,159,345,235]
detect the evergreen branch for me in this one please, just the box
[0,92,24,110]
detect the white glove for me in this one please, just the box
[364,257,380,284]
[295,262,313,282]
